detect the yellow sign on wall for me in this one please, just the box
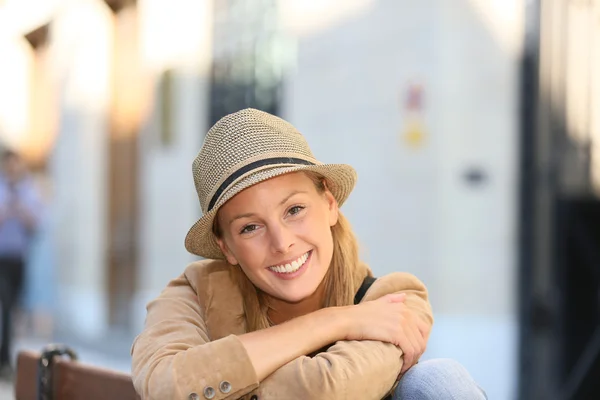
[403,119,425,147]
[400,82,426,148]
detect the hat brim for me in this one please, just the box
[184,163,357,259]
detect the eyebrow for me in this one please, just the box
[279,190,307,206]
[228,212,257,226]
[228,190,308,226]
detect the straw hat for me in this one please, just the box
[185,108,357,259]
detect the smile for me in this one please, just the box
[268,251,311,274]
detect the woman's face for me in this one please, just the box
[216,172,339,304]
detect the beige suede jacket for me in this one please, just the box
[131,260,433,400]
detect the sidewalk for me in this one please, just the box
[0,333,132,399]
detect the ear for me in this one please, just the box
[323,185,339,227]
[216,237,239,265]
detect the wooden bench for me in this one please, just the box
[15,345,140,400]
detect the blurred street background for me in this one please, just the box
[0,0,598,399]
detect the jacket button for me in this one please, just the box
[188,393,200,400]
[203,386,216,399]
[219,381,232,393]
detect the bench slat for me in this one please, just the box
[15,351,39,400]
[15,350,140,400]
[54,361,139,399]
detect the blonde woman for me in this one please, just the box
[131,109,486,400]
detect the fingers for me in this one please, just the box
[397,308,427,374]
[414,325,427,359]
[398,334,416,374]
[417,317,431,340]
[385,293,406,303]
[399,318,419,374]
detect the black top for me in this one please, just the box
[354,276,377,304]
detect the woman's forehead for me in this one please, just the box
[218,172,316,215]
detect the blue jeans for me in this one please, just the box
[393,359,487,399]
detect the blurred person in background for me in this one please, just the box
[0,149,42,379]
[132,109,486,400]
[19,179,54,342]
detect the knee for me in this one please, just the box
[407,358,466,379]
[396,359,487,400]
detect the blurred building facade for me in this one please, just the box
[0,0,532,399]
[519,0,600,398]
[282,3,522,399]
[0,0,209,342]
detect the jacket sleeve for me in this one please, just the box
[246,272,433,400]
[131,275,259,400]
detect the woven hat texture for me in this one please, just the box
[185,108,357,259]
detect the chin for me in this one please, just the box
[276,288,317,304]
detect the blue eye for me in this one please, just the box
[288,205,305,216]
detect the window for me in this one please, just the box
[209,0,287,126]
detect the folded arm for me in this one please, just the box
[131,276,260,400]
[131,274,346,400]
[248,272,433,400]
[131,270,432,400]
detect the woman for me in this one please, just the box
[131,109,486,400]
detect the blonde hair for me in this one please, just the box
[215,172,370,332]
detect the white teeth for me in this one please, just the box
[269,251,310,274]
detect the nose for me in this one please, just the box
[269,222,294,254]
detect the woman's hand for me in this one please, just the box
[342,293,429,374]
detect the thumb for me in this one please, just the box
[386,293,407,303]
